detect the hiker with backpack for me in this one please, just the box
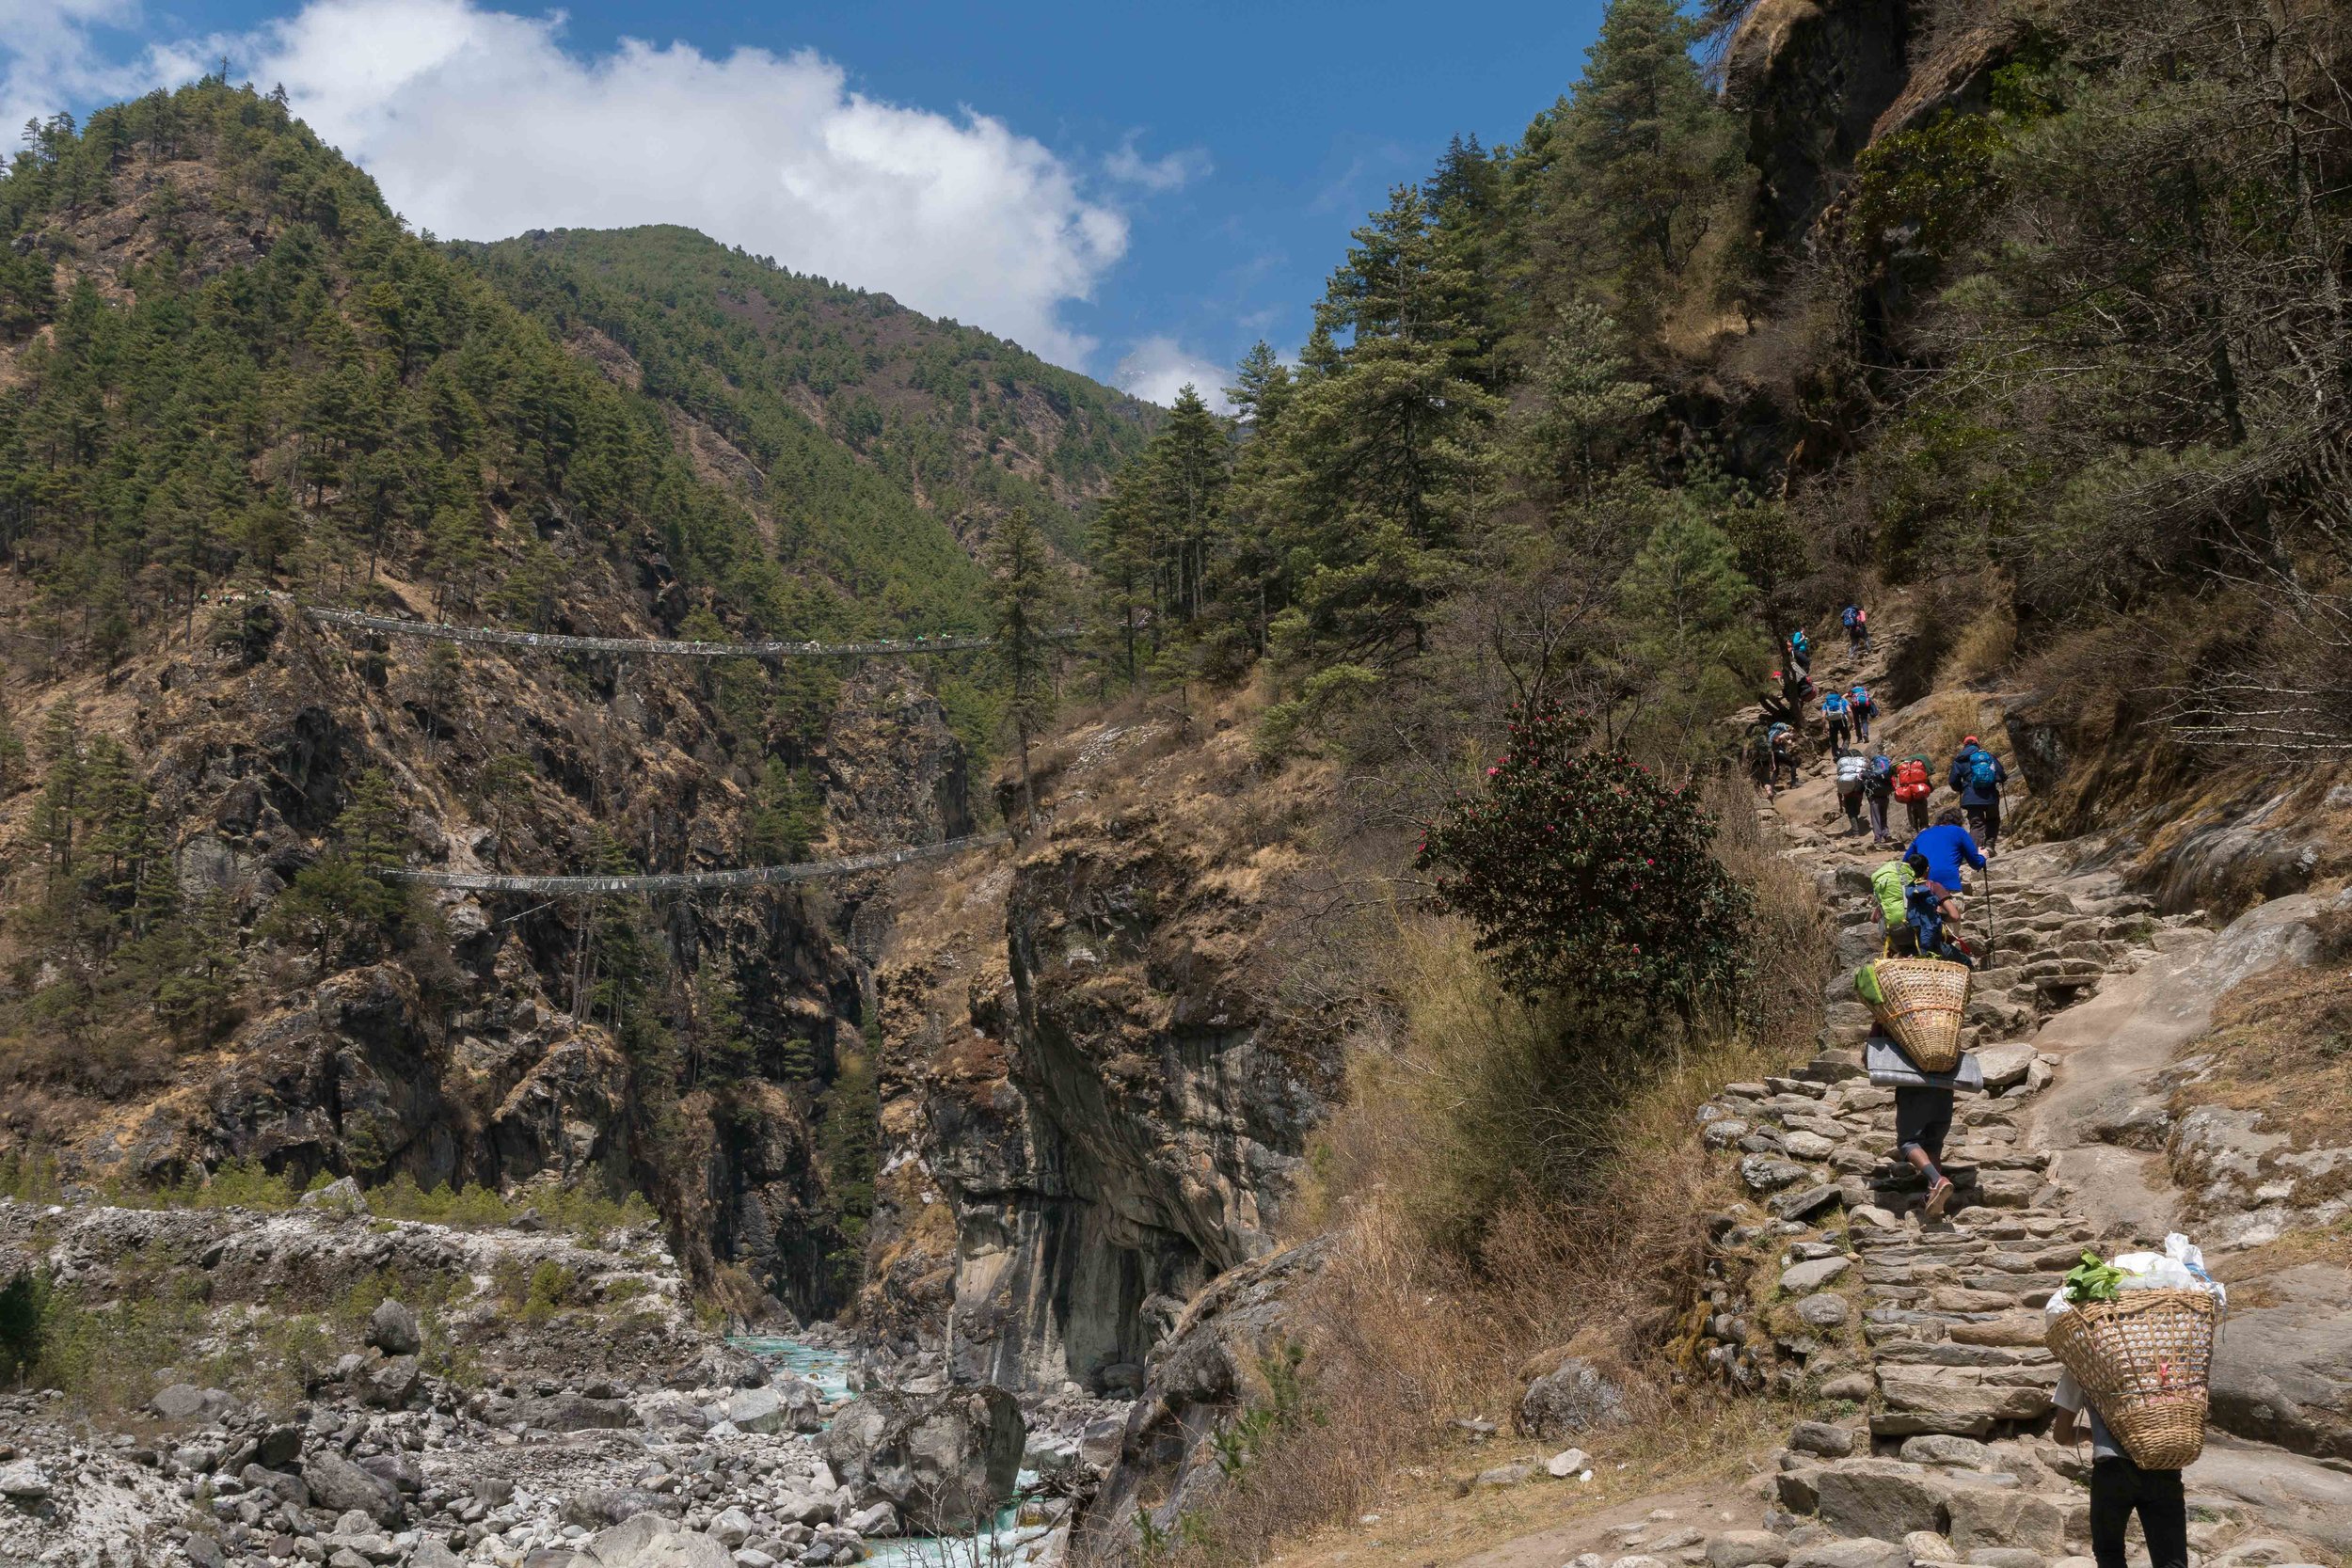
[1820,688,1852,752]
[1861,750,1897,845]
[1787,627,1812,679]
[1847,684,1876,743]
[1949,735,2010,855]
[1870,852,1921,956]
[1766,722,1799,795]
[1841,603,1870,657]
[1894,753,1934,835]
[1908,807,1987,896]
[1906,872,1975,968]
[1835,748,1868,835]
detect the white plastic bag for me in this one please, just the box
[2045,1233,2224,1315]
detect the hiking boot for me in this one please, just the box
[1923,1176,1954,1220]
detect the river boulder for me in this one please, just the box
[817,1386,1025,1534]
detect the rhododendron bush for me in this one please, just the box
[1416,702,1751,1013]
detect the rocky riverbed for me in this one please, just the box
[0,1196,1134,1568]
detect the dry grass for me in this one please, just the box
[1935,600,2016,689]
[1154,810,1831,1568]
[2168,931,2352,1159]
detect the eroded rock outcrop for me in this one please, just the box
[861,715,1344,1393]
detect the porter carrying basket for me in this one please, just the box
[1855,958,1971,1073]
[2044,1288,2217,1470]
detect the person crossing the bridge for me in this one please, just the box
[2055,1371,2189,1568]
[1949,734,2010,855]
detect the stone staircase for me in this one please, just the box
[1660,775,2332,1568]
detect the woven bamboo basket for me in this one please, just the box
[1863,958,1971,1073]
[2045,1288,2218,1469]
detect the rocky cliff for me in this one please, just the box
[858,706,1345,1393]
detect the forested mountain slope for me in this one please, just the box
[465,226,1154,575]
[0,77,1127,1318]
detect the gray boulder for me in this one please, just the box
[239,1464,310,1510]
[358,1353,421,1409]
[0,1459,50,1500]
[367,1298,421,1356]
[151,1384,233,1424]
[1518,1354,1628,1439]
[1788,1541,1911,1568]
[1707,1532,1791,1568]
[298,1175,369,1213]
[516,1391,638,1432]
[1812,1460,1945,1541]
[584,1513,733,1568]
[2208,1262,2352,1460]
[300,1450,399,1524]
[818,1386,1025,1534]
[563,1489,682,1530]
[724,1377,824,1435]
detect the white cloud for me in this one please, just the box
[230,0,1130,363]
[3,0,1137,366]
[1104,134,1210,193]
[1113,336,1232,412]
[1,0,154,138]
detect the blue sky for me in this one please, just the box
[7,0,1613,404]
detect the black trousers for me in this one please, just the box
[1966,798,2002,849]
[2090,1456,2185,1568]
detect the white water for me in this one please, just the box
[733,1335,1054,1568]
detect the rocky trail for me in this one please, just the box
[1658,644,2352,1568]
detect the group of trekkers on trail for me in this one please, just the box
[1776,607,2200,1568]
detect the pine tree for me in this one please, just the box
[1533,0,1745,328]
[1225,341,1295,436]
[32,702,83,883]
[1250,187,1504,665]
[1520,300,1664,503]
[987,507,1059,827]
[154,888,241,1041]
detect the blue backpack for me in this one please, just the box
[1841,606,1860,629]
[1851,685,1869,711]
[1968,750,2000,789]
[1821,692,1847,717]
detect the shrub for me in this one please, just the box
[1416,701,1752,1014]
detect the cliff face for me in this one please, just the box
[0,584,970,1317]
[1725,0,2024,248]
[860,710,1344,1391]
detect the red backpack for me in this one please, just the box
[1894,758,1931,800]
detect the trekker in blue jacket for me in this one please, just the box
[1948,735,2010,854]
[1907,809,1987,894]
[1820,688,1851,752]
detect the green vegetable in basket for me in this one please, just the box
[2064,1251,2127,1304]
[1854,962,1886,1008]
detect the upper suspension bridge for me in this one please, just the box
[299,605,1070,660]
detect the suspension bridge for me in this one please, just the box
[381,832,1008,897]
[300,605,1067,660]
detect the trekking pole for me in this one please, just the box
[1983,858,1995,969]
